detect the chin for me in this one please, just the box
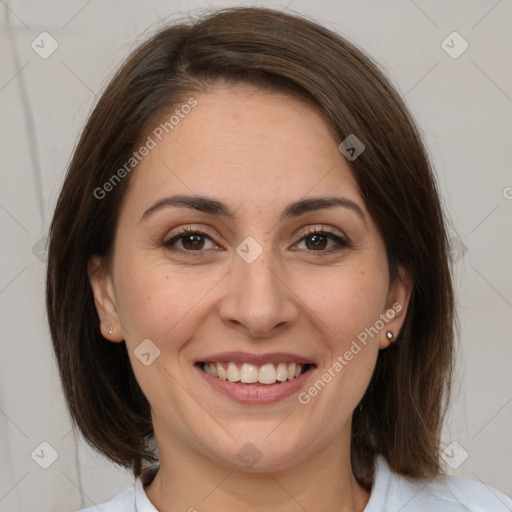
[199,429,318,473]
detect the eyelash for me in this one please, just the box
[162,225,350,257]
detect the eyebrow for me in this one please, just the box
[139,194,367,227]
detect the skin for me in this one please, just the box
[89,83,412,512]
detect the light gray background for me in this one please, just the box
[0,0,511,510]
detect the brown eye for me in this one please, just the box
[304,233,330,250]
[163,228,218,253]
[296,229,349,253]
[178,233,206,250]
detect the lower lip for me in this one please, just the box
[196,365,315,405]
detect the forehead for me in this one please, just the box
[122,84,365,219]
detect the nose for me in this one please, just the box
[218,250,299,339]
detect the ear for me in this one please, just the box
[379,267,413,350]
[87,255,124,342]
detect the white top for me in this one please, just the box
[77,455,512,511]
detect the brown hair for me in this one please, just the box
[47,6,454,489]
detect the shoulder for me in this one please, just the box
[74,467,159,512]
[366,455,512,512]
[75,485,136,512]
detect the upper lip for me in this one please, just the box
[196,351,316,366]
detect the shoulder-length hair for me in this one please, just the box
[47,6,454,489]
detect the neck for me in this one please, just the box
[145,424,370,512]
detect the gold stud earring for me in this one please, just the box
[386,331,393,341]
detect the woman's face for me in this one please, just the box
[89,84,410,472]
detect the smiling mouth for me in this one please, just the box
[197,361,313,385]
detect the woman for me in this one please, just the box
[46,6,512,511]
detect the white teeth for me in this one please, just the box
[276,362,288,382]
[203,362,307,384]
[217,362,227,380]
[227,362,240,382]
[287,363,296,380]
[240,363,258,383]
[258,364,277,384]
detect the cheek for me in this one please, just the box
[113,258,216,409]
[307,266,388,352]
[114,255,221,347]
[294,269,385,428]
